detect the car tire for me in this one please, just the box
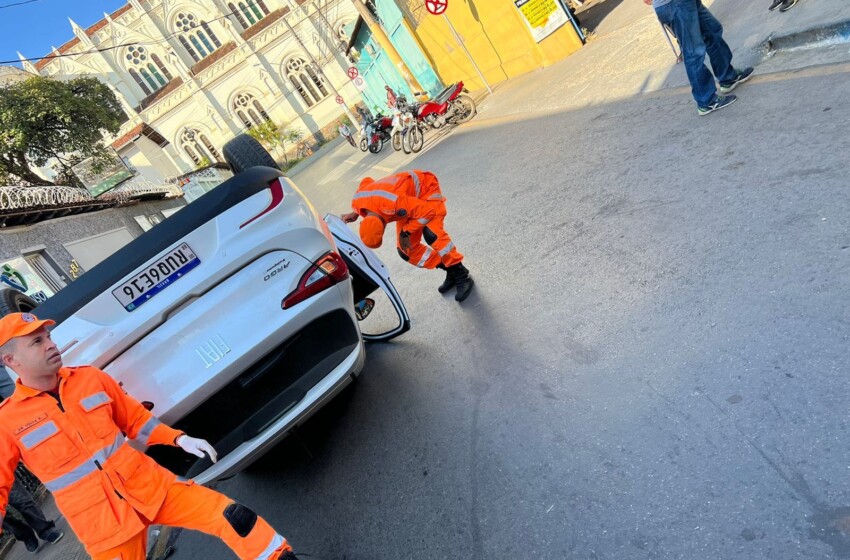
[0,289,38,317]
[222,134,280,174]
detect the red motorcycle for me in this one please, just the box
[415,82,476,129]
[368,114,394,153]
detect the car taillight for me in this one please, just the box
[282,252,349,309]
[240,178,285,229]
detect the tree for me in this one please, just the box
[246,120,304,165]
[0,76,124,186]
[246,120,281,152]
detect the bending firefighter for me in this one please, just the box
[342,170,474,302]
[0,313,298,560]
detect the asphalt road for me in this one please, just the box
[171,66,850,560]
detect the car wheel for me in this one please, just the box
[222,134,280,174]
[0,289,38,317]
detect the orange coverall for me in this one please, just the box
[0,366,290,559]
[353,170,464,269]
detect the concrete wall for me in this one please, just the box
[407,1,583,90]
[0,198,186,278]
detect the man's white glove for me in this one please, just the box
[176,434,218,463]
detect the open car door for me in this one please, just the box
[324,214,410,342]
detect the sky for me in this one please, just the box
[0,0,127,67]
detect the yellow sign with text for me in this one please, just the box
[514,0,569,42]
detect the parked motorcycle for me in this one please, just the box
[359,120,370,152]
[367,114,394,154]
[415,82,476,128]
[394,96,425,154]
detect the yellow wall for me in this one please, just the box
[409,1,583,91]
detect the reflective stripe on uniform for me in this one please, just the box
[416,248,434,268]
[417,218,429,225]
[43,433,126,493]
[427,193,444,201]
[353,190,397,202]
[21,421,58,449]
[255,534,286,560]
[79,391,110,412]
[438,242,455,257]
[134,417,161,446]
[408,171,420,197]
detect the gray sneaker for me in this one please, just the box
[697,94,738,116]
[719,67,754,94]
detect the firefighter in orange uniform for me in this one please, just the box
[0,312,297,560]
[342,170,474,302]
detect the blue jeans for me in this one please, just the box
[655,0,736,106]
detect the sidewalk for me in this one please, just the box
[474,0,850,123]
[0,494,87,560]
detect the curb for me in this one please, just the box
[282,136,345,176]
[764,19,850,54]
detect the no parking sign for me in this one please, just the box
[426,0,447,15]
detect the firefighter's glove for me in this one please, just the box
[177,434,218,463]
[399,230,412,251]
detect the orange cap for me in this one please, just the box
[359,177,375,189]
[0,313,55,347]
[359,215,385,248]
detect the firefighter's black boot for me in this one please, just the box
[437,263,457,294]
[452,263,474,302]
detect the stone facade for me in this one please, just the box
[24,0,361,183]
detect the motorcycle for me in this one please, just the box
[367,113,394,154]
[359,120,371,152]
[415,82,476,129]
[391,96,425,154]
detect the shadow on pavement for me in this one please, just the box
[577,0,627,34]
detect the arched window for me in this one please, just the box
[285,57,328,107]
[228,1,269,30]
[232,92,269,128]
[175,12,221,63]
[128,69,151,96]
[125,46,172,93]
[180,128,221,165]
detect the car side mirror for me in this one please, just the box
[354,298,375,321]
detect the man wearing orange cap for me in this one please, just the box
[0,312,298,560]
[341,170,474,302]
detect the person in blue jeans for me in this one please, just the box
[646,0,754,115]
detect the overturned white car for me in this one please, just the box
[5,135,409,483]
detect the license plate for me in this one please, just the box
[112,243,200,311]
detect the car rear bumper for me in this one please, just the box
[193,335,364,483]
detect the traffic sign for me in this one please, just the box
[335,95,344,104]
[347,67,359,80]
[426,0,447,15]
[352,76,367,92]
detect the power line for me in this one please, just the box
[2,0,328,65]
[0,0,42,9]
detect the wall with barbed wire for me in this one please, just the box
[0,192,185,281]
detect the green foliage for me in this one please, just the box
[246,120,281,149]
[0,75,124,185]
[246,120,306,165]
[279,127,304,164]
